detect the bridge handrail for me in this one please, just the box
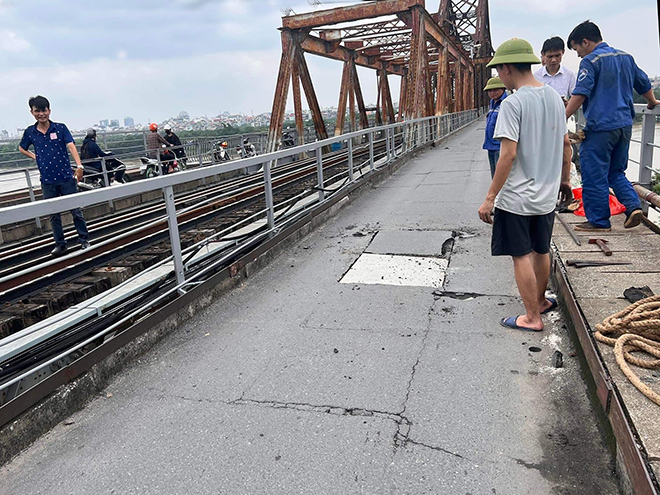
[0,110,479,226]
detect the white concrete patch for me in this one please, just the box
[340,253,448,288]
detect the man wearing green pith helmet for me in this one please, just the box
[478,38,573,333]
[482,76,507,178]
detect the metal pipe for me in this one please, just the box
[633,182,660,210]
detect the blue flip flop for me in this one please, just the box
[500,316,543,332]
[540,297,558,315]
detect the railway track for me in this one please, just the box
[0,137,395,350]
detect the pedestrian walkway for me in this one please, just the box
[0,122,619,494]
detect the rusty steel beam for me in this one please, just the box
[335,61,351,136]
[300,34,405,76]
[296,47,329,142]
[267,31,296,153]
[282,0,423,30]
[398,69,408,120]
[417,6,471,67]
[292,59,304,146]
[380,68,395,123]
[350,59,370,129]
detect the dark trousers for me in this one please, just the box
[579,126,640,228]
[41,178,89,246]
[487,150,500,178]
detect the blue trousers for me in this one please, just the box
[579,126,640,228]
[487,150,499,178]
[41,178,89,246]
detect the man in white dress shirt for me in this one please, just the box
[534,36,576,102]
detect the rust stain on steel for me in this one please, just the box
[282,0,423,30]
[268,0,493,150]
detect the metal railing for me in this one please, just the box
[632,104,660,215]
[0,109,481,406]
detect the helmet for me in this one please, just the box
[86,128,97,139]
[483,77,506,91]
[163,124,172,131]
[149,123,158,132]
[487,38,541,67]
[243,138,250,144]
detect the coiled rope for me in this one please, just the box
[594,295,660,406]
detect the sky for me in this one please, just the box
[0,0,658,133]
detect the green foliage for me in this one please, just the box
[652,172,660,196]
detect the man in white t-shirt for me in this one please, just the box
[478,38,572,332]
[534,36,576,102]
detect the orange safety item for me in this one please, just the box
[149,123,158,131]
[571,187,627,217]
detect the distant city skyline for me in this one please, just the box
[0,1,657,132]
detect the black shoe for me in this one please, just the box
[573,221,611,232]
[80,241,91,250]
[624,209,644,229]
[51,245,68,257]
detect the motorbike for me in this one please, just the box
[78,156,130,190]
[140,146,181,179]
[236,141,257,160]
[213,141,232,162]
[281,132,295,149]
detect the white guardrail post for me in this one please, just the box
[264,160,275,232]
[23,169,42,232]
[638,110,656,188]
[368,131,374,171]
[316,147,325,202]
[162,185,185,286]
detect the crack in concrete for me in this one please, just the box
[404,438,468,460]
[394,299,435,448]
[147,389,412,430]
[432,290,518,300]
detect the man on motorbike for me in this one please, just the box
[146,123,175,173]
[163,124,187,167]
[80,128,125,184]
[242,137,257,158]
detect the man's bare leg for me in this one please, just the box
[532,251,553,313]
[511,254,543,330]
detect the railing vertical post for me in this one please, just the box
[264,160,276,232]
[23,169,42,232]
[369,131,374,171]
[100,157,113,211]
[198,141,206,185]
[163,185,185,286]
[638,111,657,214]
[348,138,354,182]
[316,148,325,202]
[386,127,391,162]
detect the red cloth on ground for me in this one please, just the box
[571,187,626,217]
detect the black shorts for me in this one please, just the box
[491,208,555,257]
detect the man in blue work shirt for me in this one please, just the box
[482,76,507,178]
[565,20,659,232]
[19,95,90,256]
